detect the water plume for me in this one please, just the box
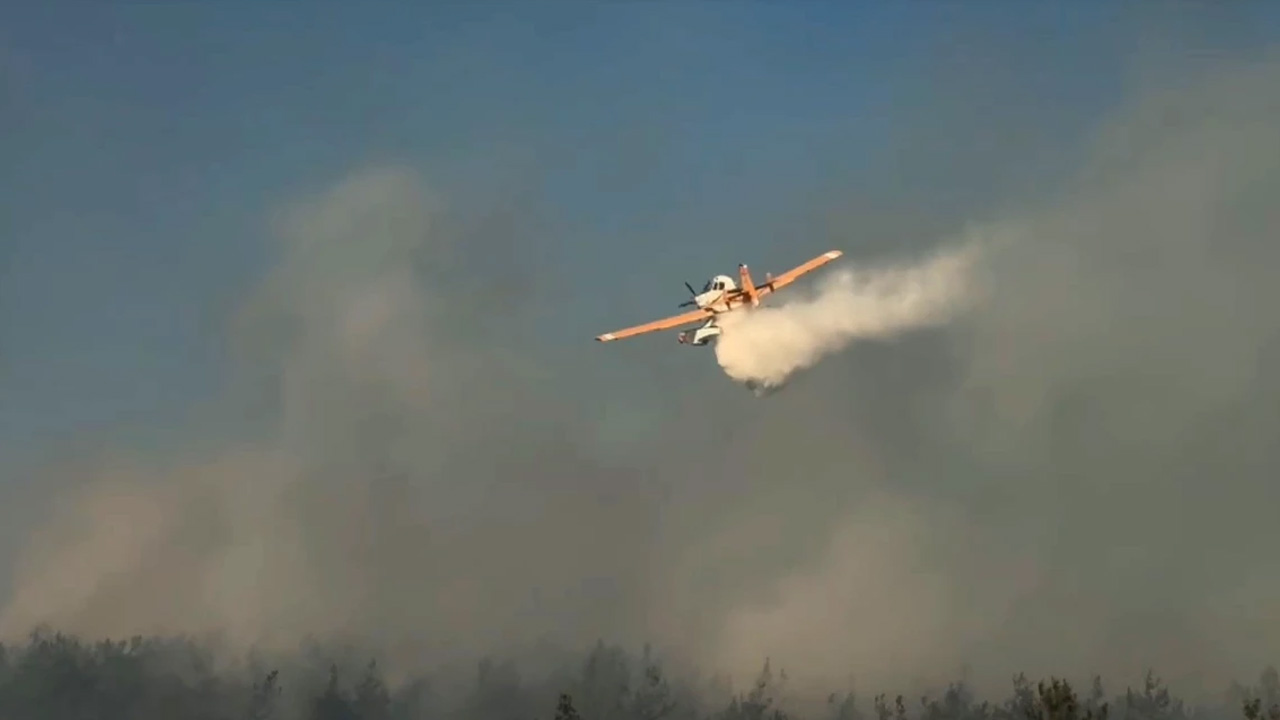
[713,240,983,392]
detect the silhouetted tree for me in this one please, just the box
[247,669,283,720]
[828,691,861,720]
[311,664,357,720]
[631,657,679,720]
[1241,667,1280,720]
[716,658,791,720]
[1242,698,1280,720]
[1025,678,1108,720]
[919,681,989,720]
[579,640,632,720]
[555,692,584,720]
[1125,672,1184,720]
[352,660,391,720]
[464,656,528,720]
[1001,674,1039,720]
[873,693,909,720]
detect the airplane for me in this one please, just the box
[595,249,844,346]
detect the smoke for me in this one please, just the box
[713,241,983,393]
[693,50,1280,698]
[0,167,667,673]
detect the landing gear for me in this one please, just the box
[678,322,721,346]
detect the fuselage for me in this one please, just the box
[692,274,738,311]
[678,274,745,346]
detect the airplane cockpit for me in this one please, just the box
[702,275,737,293]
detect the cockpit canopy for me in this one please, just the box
[702,274,737,293]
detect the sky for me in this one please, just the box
[4,0,1280,706]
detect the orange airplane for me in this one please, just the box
[595,249,844,345]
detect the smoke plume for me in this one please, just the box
[713,241,982,393]
[0,167,667,671]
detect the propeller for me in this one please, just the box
[679,281,698,307]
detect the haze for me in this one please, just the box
[3,2,1280,707]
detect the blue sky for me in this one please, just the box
[3,2,1279,482]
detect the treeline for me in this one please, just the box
[0,629,1276,720]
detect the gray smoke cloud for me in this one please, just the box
[689,51,1280,698]
[0,167,668,673]
[4,35,1280,710]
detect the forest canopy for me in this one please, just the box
[0,629,1275,720]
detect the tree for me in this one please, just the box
[918,681,988,720]
[631,659,678,720]
[352,660,391,720]
[873,693,908,720]
[1025,678,1107,720]
[247,669,282,720]
[828,691,861,720]
[1125,672,1182,720]
[555,692,584,720]
[1243,698,1280,720]
[310,664,357,720]
[1242,667,1280,720]
[578,640,632,720]
[716,659,791,720]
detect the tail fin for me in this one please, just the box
[738,264,760,307]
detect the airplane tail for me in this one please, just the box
[738,264,760,307]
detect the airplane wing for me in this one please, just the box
[754,249,843,298]
[595,307,711,342]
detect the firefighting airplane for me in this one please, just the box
[595,249,844,346]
